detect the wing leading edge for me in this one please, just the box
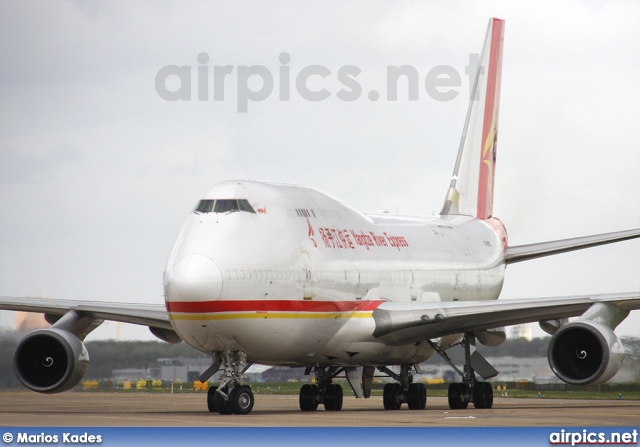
[0,296,172,331]
[505,228,640,264]
[371,292,640,345]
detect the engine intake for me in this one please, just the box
[14,328,89,393]
[548,321,624,386]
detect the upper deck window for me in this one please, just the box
[194,199,256,214]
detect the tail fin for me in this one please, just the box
[441,18,505,219]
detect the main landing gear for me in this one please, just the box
[201,351,255,415]
[299,367,344,411]
[378,364,427,410]
[299,364,427,412]
[430,332,496,410]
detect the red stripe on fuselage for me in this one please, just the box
[166,299,385,314]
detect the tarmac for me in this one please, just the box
[1,391,639,427]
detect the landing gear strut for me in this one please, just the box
[430,332,495,410]
[298,367,344,411]
[202,351,255,415]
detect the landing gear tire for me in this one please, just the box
[323,384,343,411]
[207,386,218,413]
[473,382,493,409]
[228,385,254,415]
[299,384,319,411]
[213,387,233,414]
[448,383,468,410]
[383,383,402,410]
[407,383,427,410]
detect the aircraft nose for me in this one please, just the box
[165,254,223,302]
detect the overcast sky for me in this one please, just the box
[1,0,638,341]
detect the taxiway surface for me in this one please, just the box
[1,392,638,426]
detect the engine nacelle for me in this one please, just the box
[548,321,624,386]
[13,328,89,393]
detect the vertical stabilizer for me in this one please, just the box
[441,18,505,219]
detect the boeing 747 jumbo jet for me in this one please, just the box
[1,18,639,415]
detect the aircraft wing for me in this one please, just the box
[0,296,172,331]
[372,292,640,345]
[505,228,640,264]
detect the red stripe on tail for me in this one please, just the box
[477,18,504,219]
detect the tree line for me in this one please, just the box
[1,331,638,388]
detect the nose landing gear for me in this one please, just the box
[202,351,255,415]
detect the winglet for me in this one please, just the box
[441,18,505,219]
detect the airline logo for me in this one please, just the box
[310,222,409,251]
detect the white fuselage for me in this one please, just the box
[163,180,507,366]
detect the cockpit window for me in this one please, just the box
[214,199,238,213]
[194,199,256,214]
[195,199,214,213]
[238,199,255,213]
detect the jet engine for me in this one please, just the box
[547,320,624,386]
[13,328,89,393]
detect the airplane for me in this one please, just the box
[1,17,639,415]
